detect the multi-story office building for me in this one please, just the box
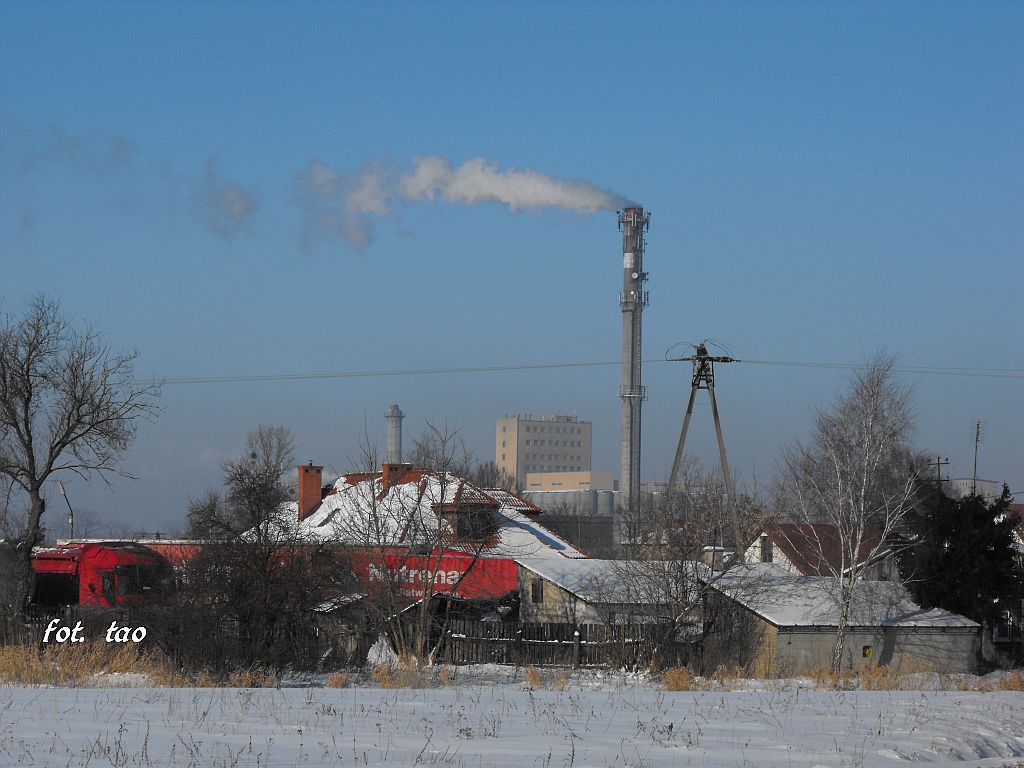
[496,414,592,489]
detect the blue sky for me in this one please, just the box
[2,1,1021,533]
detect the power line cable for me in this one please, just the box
[145,358,1024,386]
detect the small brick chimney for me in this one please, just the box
[297,462,324,522]
[381,462,413,491]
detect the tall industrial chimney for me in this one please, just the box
[617,207,650,543]
[385,404,404,464]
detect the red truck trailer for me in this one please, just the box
[31,542,172,608]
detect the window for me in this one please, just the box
[531,579,544,604]
[457,511,497,540]
[501,441,506,448]
[760,535,773,563]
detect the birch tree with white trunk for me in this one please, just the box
[781,353,918,674]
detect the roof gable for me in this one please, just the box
[752,523,887,576]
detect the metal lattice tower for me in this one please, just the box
[666,342,743,553]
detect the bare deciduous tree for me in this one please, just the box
[0,296,158,619]
[162,425,347,672]
[780,353,919,673]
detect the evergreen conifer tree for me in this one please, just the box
[898,484,1023,626]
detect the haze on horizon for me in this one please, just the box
[1,1,1020,535]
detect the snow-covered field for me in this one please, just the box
[2,669,1023,767]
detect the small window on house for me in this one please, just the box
[531,579,544,604]
[457,511,497,540]
[760,535,773,563]
[862,645,872,658]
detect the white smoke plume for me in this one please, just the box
[195,158,260,240]
[296,155,632,251]
[19,124,140,177]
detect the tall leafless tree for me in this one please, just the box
[780,353,919,673]
[165,425,348,671]
[0,296,158,619]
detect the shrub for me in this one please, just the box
[662,667,695,691]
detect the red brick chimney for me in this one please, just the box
[297,463,324,522]
[381,462,413,491]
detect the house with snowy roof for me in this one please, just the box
[514,558,699,625]
[291,462,588,606]
[705,563,980,675]
[742,523,900,581]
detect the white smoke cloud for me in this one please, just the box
[20,125,140,177]
[296,155,631,251]
[195,158,260,240]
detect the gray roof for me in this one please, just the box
[710,563,979,629]
[516,558,702,606]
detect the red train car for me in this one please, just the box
[31,542,172,608]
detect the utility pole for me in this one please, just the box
[666,342,742,555]
[927,456,949,486]
[56,480,74,540]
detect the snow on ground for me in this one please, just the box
[1,671,1023,767]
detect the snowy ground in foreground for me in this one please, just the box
[2,669,1023,767]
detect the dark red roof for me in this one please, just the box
[755,523,887,576]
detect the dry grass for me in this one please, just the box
[371,659,425,689]
[225,667,280,688]
[0,642,290,688]
[858,665,894,691]
[326,671,348,688]
[806,667,851,690]
[552,671,570,691]
[662,667,696,691]
[710,664,744,690]
[0,641,185,687]
[997,671,1024,691]
[520,667,572,691]
[525,666,542,689]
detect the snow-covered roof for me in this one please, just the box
[710,563,979,629]
[516,558,701,605]
[295,470,586,560]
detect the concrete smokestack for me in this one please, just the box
[385,404,404,464]
[617,207,650,545]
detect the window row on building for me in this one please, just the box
[523,425,582,434]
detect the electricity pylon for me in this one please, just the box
[666,342,743,556]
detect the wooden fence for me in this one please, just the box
[438,620,690,668]
[0,606,92,646]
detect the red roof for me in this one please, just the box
[754,523,887,576]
